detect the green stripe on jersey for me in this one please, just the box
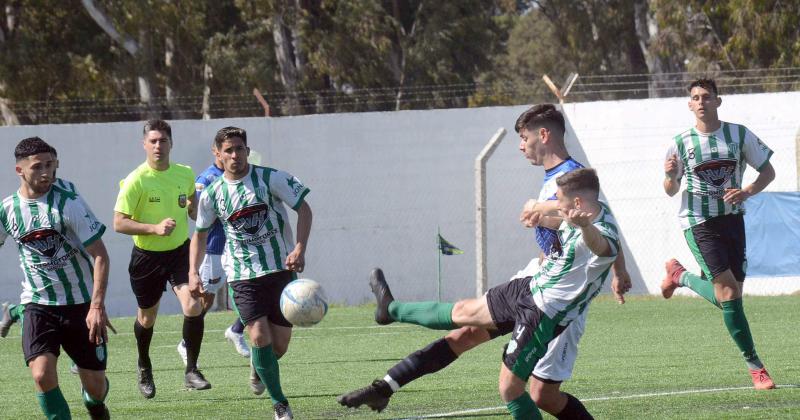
[262,168,285,271]
[24,195,58,303]
[234,181,256,278]
[248,169,271,272]
[221,182,243,280]
[689,130,710,221]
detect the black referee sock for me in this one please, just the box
[556,392,593,420]
[183,314,204,372]
[134,320,154,370]
[386,338,458,389]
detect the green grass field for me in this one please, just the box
[1,295,798,419]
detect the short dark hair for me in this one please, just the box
[515,104,566,136]
[688,78,718,96]
[143,119,172,140]
[214,126,248,149]
[15,137,54,161]
[556,168,600,199]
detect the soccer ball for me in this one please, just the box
[280,279,328,327]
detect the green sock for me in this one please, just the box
[387,301,455,330]
[9,303,21,322]
[506,392,541,420]
[37,386,71,420]
[679,272,719,308]
[721,298,762,369]
[252,345,287,405]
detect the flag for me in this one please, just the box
[438,234,463,255]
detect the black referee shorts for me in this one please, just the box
[129,239,190,309]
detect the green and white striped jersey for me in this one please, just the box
[195,164,310,282]
[527,202,619,326]
[0,185,105,306]
[54,178,78,194]
[667,122,773,230]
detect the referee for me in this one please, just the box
[113,119,210,398]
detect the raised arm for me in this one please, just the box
[664,154,681,197]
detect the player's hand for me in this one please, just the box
[154,218,177,236]
[665,154,679,179]
[723,188,751,205]
[563,208,594,227]
[611,269,632,304]
[285,246,305,273]
[520,199,541,228]
[188,272,203,298]
[86,306,110,345]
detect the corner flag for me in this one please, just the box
[438,234,463,255]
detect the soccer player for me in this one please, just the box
[177,144,251,367]
[113,119,210,398]
[367,168,618,419]
[1,137,112,419]
[189,126,312,420]
[661,78,776,389]
[339,104,630,419]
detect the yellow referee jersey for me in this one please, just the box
[114,162,195,251]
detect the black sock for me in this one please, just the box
[134,320,154,370]
[556,393,593,420]
[231,317,245,334]
[387,338,458,389]
[183,314,204,372]
[86,403,107,418]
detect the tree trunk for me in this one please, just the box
[0,96,19,125]
[202,63,212,120]
[633,0,679,98]
[272,1,301,115]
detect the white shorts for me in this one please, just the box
[531,307,587,382]
[199,254,226,295]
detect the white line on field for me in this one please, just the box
[397,384,800,419]
[94,324,414,337]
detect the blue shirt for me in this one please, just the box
[195,164,226,255]
[535,157,584,258]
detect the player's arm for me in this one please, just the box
[189,230,209,297]
[285,201,312,273]
[564,208,615,257]
[664,153,681,196]
[521,199,562,229]
[85,238,113,344]
[113,211,176,236]
[723,161,775,205]
[611,247,632,304]
[187,188,197,221]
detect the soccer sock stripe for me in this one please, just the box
[134,320,154,369]
[387,338,459,389]
[721,298,762,368]
[252,345,287,405]
[37,386,71,420]
[679,272,719,307]
[183,314,204,372]
[82,377,109,408]
[387,301,456,330]
[506,392,541,420]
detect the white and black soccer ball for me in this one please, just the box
[280,279,328,327]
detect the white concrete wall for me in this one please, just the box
[0,91,797,316]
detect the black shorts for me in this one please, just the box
[229,271,295,327]
[684,213,746,282]
[22,303,107,370]
[486,277,565,380]
[129,239,190,309]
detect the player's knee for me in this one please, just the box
[272,342,289,358]
[31,368,57,391]
[137,312,157,328]
[445,327,488,354]
[82,375,107,399]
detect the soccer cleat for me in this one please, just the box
[661,259,686,299]
[137,366,156,399]
[225,326,251,358]
[369,268,395,325]
[250,363,265,395]
[749,367,776,390]
[177,340,188,367]
[185,369,212,390]
[273,401,293,420]
[0,302,15,338]
[337,379,393,413]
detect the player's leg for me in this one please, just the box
[64,303,111,420]
[661,224,719,305]
[174,283,209,389]
[24,305,70,418]
[370,268,493,330]
[529,312,593,419]
[337,326,491,412]
[1,302,18,337]
[129,246,167,398]
[226,316,250,358]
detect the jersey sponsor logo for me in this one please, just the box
[228,203,269,235]
[692,159,737,187]
[148,196,161,203]
[178,193,187,208]
[20,228,65,258]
